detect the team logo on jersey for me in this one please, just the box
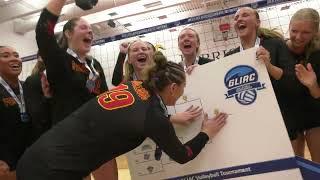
[132,81,150,100]
[224,65,265,105]
[2,97,17,107]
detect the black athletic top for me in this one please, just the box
[23,73,52,142]
[16,81,209,180]
[0,83,31,170]
[36,8,108,124]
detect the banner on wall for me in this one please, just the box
[126,48,304,180]
[22,0,294,62]
[91,0,293,46]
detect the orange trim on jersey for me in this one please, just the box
[131,81,150,101]
[72,61,88,74]
[110,84,129,92]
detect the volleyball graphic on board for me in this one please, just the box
[224,65,265,105]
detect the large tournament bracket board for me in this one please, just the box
[126,48,303,180]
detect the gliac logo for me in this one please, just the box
[224,65,265,105]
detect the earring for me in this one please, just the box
[182,95,188,102]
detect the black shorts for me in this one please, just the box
[17,161,83,180]
[280,106,304,140]
[301,99,320,131]
[16,147,84,180]
[280,99,320,140]
[17,169,83,180]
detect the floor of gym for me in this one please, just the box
[114,146,312,180]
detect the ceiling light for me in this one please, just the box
[158,15,167,19]
[143,1,162,9]
[107,20,116,28]
[108,12,118,16]
[123,23,132,27]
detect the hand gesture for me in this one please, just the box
[170,105,202,125]
[119,42,130,54]
[201,113,227,139]
[256,46,271,67]
[0,160,9,176]
[185,64,198,75]
[295,63,318,88]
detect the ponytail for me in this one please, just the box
[258,27,283,39]
[144,51,185,92]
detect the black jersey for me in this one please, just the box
[16,81,209,180]
[36,8,108,124]
[23,73,52,142]
[0,83,31,170]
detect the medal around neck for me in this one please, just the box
[20,112,29,122]
[86,79,96,92]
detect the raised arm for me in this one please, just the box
[46,0,66,15]
[112,42,129,86]
[36,0,72,87]
[112,53,126,86]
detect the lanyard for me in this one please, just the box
[66,48,99,80]
[0,76,25,113]
[132,73,138,81]
[155,94,168,117]
[240,37,261,52]
[180,56,200,71]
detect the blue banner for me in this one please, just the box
[296,156,320,180]
[225,82,265,98]
[167,157,298,180]
[22,0,293,62]
[91,0,292,46]
[21,54,38,62]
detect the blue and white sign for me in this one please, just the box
[127,48,304,180]
[224,65,265,105]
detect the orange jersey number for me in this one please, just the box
[97,84,135,110]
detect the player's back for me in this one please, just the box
[17,81,155,179]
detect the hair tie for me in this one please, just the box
[152,77,159,81]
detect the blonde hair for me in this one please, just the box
[290,8,320,60]
[251,8,283,39]
[123,60,134,82]
[123,40,153,82]
[31,61,46,75]
[31,53,46,75]
[258,27,283,39]
[178,27,201,55]
[235,7,284,39]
